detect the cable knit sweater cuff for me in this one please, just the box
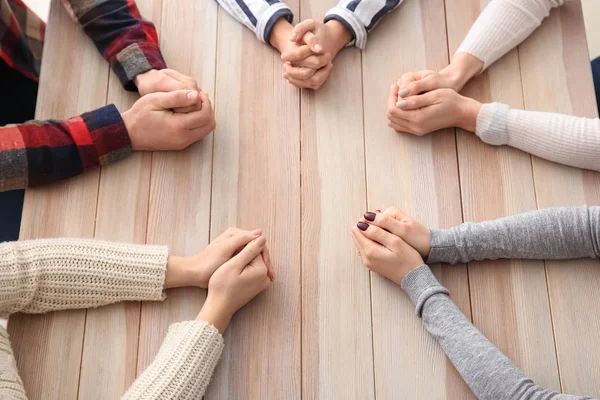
[475,102,511,146]
[401,265,450,318]
[0,238,168,315]
[122,321,224,400]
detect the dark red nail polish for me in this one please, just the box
[364,212,376,222]
[357,222,369,231]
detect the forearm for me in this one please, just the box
[475,103,600,171]
[402,265,593,400]
[0,105,132,192]
[325,0,403,49]
[121,320,224,400]
[456,0,566,70]
[215,0,293,45]
[0,238,168,315]
[0,327,27,399]
[427,206,600,264]
[61,0,167,90]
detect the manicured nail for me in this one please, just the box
[398,88,409,97]
[396,100,408,109]
[187,91,197,101]
[315,44,323,52]
[364,212,376,222]
[357,222,369,231]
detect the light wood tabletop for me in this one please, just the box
[8,0,600,399]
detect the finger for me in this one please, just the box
[382,207,410,221]
[291,19,317,43]
[230,236,267,271]
[362,211,405,238]
[174,93,213,128]
[284,63,316,80]
[173,101,203,114]
[301,31,323,54]
[284,74,315,89]
[281,45,314,63]
[161,69,200,91]
[222,229,263,254]
[406,75,440,96]
[213,227,245,243]
[387,83,400,112]
[356,221,399,249]
[290,53,331,70]
[401,91,438,110]
[388,120,408,132]
[305,63,333,89]
[152,90,200,110]
[351,225,383,265]
[261,245,274,281]
[396,70,434,95]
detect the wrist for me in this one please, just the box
[458,96,482,133]
[269,18,294,52]
[133,69,154,88]
[442,53,484,92]
[197,298,233,334]
[325,19,352,56]
[164,256,199,289]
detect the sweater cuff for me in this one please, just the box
[122,321,224,400]
[112,42,167,92]
[401,264,450,317]
[80,104,133,169]
[258,4,294,45]
[475,102,511,146]
[324,7,367,50]
[425,229,459,265]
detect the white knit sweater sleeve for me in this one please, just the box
[121,321,224,400]
[456,0,567,69]
[0,238,168,315]
[476,102,600,171]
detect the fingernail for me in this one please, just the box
[315,44,323,52]
[390,83,395,89]
[251,229,263,237]
[290,33,297,41]
[364,212,376,222]
[398,88,409,97]
[396,100,408,109]
[187,91,197,101]
[357,222,369,231]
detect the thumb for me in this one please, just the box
[401,91,437,110]
[291,19,317,43]
[221,229,263,255]
[228,236,267,272]
[153,90,200,110]
[406,75,439,96]
[301,31,323,54]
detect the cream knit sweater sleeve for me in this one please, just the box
[456,0,567,69]
[476,102,600,171]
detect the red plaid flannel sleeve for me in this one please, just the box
[0,104,132,192]
[61,0,167,91]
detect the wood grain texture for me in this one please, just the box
[76,0,160,397]
[518,1,600,395]
[445,0,561,389]
[8,1,109,399]
[136,0,218,374]
[300,2,374,399]
[361,1,472,398]
[205,5,301,399]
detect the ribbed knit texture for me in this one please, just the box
[0,238,168,316]
[456,0,566,69]
[121,321,224,400]
[0,327,27,400]
[476,102,600,171]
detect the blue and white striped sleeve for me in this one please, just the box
[324,0,404,49]
[216,0,294,45]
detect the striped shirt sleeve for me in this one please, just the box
[215,0,294,45]
[325,0,403,49]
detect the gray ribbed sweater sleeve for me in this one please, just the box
[401,265,596,400]
[427,206,600,265]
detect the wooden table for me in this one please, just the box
[8,0,600,398]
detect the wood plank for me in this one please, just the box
[76,1,161,397]
[445,0,561,389]
[7,1,109,399]
[518,1,600,395]
[299,2,374,399]
[136,0,218,374]
[361,2,473,398]
[205,5,301,398]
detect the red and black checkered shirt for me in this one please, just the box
[0,0,167,191]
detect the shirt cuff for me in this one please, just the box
[258,4,294,45]
[475,102,511,146]
[325,7,367,50]
[80,104,133,169]
[401,264,450,317]
[112,42,167,92]
[425,229,459,265]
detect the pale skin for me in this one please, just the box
[387,53,486,136]
[163,228,274,334]
[270,18,352,90]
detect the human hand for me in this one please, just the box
[351,217,424,286]
[164,227,273,289]
[122,89,216,151]
[196,236,274,333]
[134,69,203,113]
[279,19,351,90]
[395,53,485,97]
[386,85,481,136]
[361,208,430,258]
